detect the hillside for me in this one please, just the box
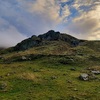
[0,30,100,60]
[0,30,100,100]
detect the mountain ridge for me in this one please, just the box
[0,30,100,57]
[14,30,85,51]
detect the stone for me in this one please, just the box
[91,70,100,75]
[33,69,40,72]
[21,56,27,60]
[51,76,57,80]
[0,82,7,90]
[67,80,72,83]
[70,68,76,71]
[28,58,31,60]
[74,88,78,91]
[5,73,10,77]
[79,73,89,81]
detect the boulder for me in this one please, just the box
[91,70,100,75]
[79,73,89,81]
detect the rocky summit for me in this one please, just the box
[14,30,84,51]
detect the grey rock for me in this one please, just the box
[67,80,72,83]
[70,68,76,71]
[0,82,7,90]
[51,76,57,80]
[5,73,10,77]
[74,88,78,91]
[33,69,40,72]
[79,73,89,81]
[21,56,27,60]
[91,70,100,75]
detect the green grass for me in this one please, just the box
[0,40,100,100]
[0,55,100,100]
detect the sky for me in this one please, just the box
[0,0,100,47]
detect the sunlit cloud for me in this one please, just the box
[61,0,100,40]
[0,0,100,47]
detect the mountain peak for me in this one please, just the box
[14,30,83,51]
[47,30,55,33]
[38,30,60,41]
[46,30,60,34]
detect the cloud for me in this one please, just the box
[61,0,100,40]
[0,17,27,47]
[0,0,71,45]
[28,0,70,23]
[60,4,70,21]
[0,27,27,48]
[73,0,100,10]
[0,0,99,47]
[0,0,71,35]
[0,0,42,36]
[88,30,100,40]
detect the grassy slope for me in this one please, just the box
[1,40,100,58]
[0,56,100,100]
[0,40,100,100]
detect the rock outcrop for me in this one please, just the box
[14,30,84,51]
